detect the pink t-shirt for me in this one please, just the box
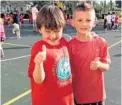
[0,24,5,38]
[68,33,111,104]
[115,16,119,23]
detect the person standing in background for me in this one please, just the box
[0,18,6,58]
[106,12,112,30]
[31,3,38,32]
[103,14,107,32]
[114,14,119,31]
[12,14,21,39]
[111,12,116,30]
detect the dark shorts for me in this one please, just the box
[75,100,103,105]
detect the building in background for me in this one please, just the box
[1,1,32,14]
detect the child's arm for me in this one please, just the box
[98,61,109,71]
[33,45,46,84]
[90,37,111,72]
[90,60,109,72]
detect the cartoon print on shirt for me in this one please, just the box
[57,57,71,80]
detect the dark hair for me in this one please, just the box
[108,12,110,15]
[75,2,94,11]
[33,3,37,6]
[36,4,65,30]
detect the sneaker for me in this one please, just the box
[17,37,22,39]
[12,30,15,34]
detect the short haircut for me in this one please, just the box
[73,2,95,18]
[36,4,65,30]
[75,2,94,12]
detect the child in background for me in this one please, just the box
[20,13,24,24]
[28,5,74,105]
[103,14,107,31]
[68,2,111,105]
[29,12,33,24]
[114,15,119,31]
[12,14,21,39]
[0,18,6,58]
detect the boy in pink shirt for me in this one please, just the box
[68,2,111,105]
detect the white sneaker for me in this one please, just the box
[13,30,15,34]
[17,37,21,39]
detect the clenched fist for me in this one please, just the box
[90,57,100,70]
[34,45,47,65]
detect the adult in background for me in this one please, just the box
[31,3,38,32]
[106,12,112,30]
[111,12,116,30]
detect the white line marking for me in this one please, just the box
[63,33,76,36]
[1,55,30,62]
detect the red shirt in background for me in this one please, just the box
[115,16,119,23]
[28,37,74,105]
[68,33,111,104]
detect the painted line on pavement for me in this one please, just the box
[1,42,31,62]
[1,55,30,62]
[108,40,122,49]
[2,40,122,105]
[2,90,31,105]
[3,42,31,47]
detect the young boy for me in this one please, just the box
[68,2,111,105]
[12,23,21,39]
[12,14,21,39]
[28,5,74,105]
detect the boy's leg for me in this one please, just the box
[12,28,15,34]
[107,23,110,30]
[0,44,4,58]
[16,30,21,39]
[33,20,37,31]
[116,23,119,31]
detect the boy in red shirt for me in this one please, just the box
[68,2,111,105]
[28,5,74,105]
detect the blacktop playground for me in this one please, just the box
[1,21,121,105]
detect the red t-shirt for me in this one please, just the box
[115,16,119,23]
[28,37,74,105]
[68,33,111,104]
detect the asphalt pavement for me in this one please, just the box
[1,21,121,105]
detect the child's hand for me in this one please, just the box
[90,58,100,70]
[34,45,46,65]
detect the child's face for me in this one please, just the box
[72,10,95,35]
[40,27,63,44]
